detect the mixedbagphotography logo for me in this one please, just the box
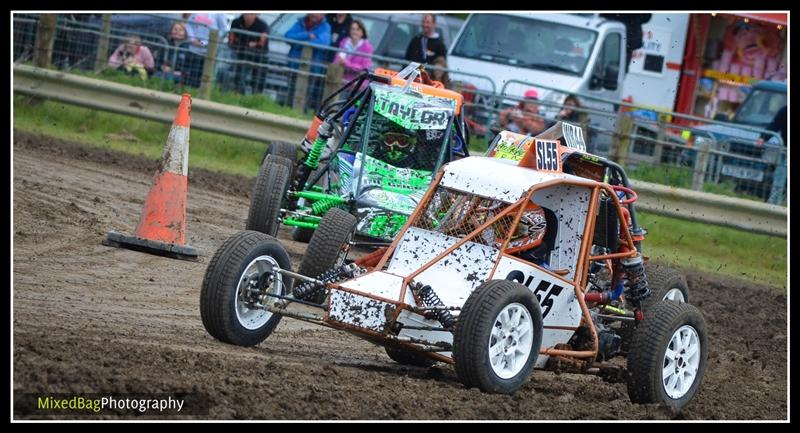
[14,393,211,418]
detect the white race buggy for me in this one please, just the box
[200,122,708,409]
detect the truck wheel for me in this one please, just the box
[626,300,708,409]
[261,141,298,176]
[200,230,291,347]
[246,155,290,237]
[384,345,437,368]
[296,207,356,303]
[453,280,543,394]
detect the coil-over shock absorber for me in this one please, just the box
[311,197,340,215]
[411,282,456,329]
[621,253,651,307]
[295,120,334,190]
[292,263,363,302]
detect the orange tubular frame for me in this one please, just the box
[319,169,642,365]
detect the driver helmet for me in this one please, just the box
[505,205,547,253]
[381,130,417,163]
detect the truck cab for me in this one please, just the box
[447,13,627,149]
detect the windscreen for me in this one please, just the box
[733,89,787,128]
[452,14,597,76]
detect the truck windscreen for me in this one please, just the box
[451,14,598,76]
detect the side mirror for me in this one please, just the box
[602,64,619,90]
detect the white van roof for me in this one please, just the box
[481,12,625,31]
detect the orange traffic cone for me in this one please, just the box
[104,93,199,260]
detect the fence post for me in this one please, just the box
[33,14,58,69]
[691,138,711,191]
[292,46,313,111]
[323,62,343,102]
[198,29,219,100]
[93,14,112,72]
[610,113,633,165]
[653,114,666,164]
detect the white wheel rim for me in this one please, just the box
[663,288,686,302]
[488,303,534,379]
[662,325,701,399]
[234,255,283,330]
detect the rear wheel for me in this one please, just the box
[295,207,357,303]
[246,155,290,237]
[262,141,298,176]
[200,230,291,347]
[453,280,543,394]
[643,263,689,308]
[626,300,708,409]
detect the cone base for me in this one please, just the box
[104,231,199,261]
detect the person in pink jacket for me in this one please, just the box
[333,19,373,84]
[108,36,155,80]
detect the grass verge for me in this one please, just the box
[13,97,787,290]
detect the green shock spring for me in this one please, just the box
[304,136,327,169]
[311,197,340,215]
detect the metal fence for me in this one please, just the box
[13,13,787,206]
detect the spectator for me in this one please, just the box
[497,89,546,136]
[229,13,269,95]
[430,56,451,88]
[598,14,652,73]
[405,14,447,65]
[180,13,229,87]
[326,13,352,60]
[108,36,155,80]
[557,94,595,152]
[156,22,191,84]
[285,13,332,112]
[333,19,373,85]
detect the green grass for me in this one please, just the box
[629,163,763,201]
[638,212,786,291]
[13,95,266,177]
[13,97,787,291]
[73,68,313,121]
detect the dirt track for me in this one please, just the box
[12,131,787,420]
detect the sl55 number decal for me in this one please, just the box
[505,270,565,318]
[535,139,560,172]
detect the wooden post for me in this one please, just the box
[33,14,58,69]
[323,62,344,102]
[691,138,711,191]
[653,114,666,164]
[292,45,313,111]
[198,29,219,100]
[610,113,633,166]
[93,14,112,72]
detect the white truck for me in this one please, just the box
[447,13,689,151]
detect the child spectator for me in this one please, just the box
[430,56,451,89]
[333,19,373,84]
[497,89,546,136]
[156,22,191,84]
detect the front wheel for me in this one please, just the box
[453,280,543,394]
[626,300,708,409]
[200,230,292,347]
